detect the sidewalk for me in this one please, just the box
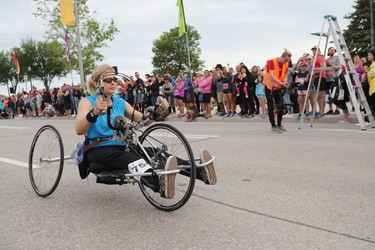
[165,111,362,124]
[9,111,367,125]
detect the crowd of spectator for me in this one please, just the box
[1,47,375,123]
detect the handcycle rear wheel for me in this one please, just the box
[29,125,64,197]
[138,123,196,211]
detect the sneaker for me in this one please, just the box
[278,125,287,132]
[314,112,322,119]
[325,110,333,115]
[297,113,302,120]
[333,110,340,115]
[271,126,282,133]
[198,149,217,185]
[223,113,230,118]
[159,156,177,199]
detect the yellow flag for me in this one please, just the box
[60,0,75,26]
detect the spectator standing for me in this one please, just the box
[222,66,235,118]
[174,75,185,118]
[236,65,255,118]
[311,46,327,118]
[62,85,72,118]
[367,50,375,114]
[198,70,212,119]
[147,75,160,106]
[214,64,226,116]
[325,47,341,115]
[162,77,176,117]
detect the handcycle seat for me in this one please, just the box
[89,162,129,175]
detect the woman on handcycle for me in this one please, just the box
[75,65,216,199]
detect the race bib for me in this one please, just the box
[223,83,229,89]
[128,159,152,174]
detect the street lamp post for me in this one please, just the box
[28,67,33,92]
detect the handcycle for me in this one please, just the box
[28,100,215,211]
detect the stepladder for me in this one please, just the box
[299,15,375,131]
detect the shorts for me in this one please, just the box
[313,77,327,91]
[217,92,223,103]
[203,93,211,104]
[298,90,308,96]
[175,95,184,100]
[326,81,334,91]
[223,89,233,94]
[256,95,266,100]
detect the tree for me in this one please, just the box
[0,50,18,93]
[343,0,375,56]
[33,0,119,80]
[19,37,69,90]
[151,26,204,77]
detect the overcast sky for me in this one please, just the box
[0,0,356,95]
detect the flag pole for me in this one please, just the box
[180,0,192,80]
[73,0,85,85]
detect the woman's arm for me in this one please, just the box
[75,97,107,135]
[75,98,94,135]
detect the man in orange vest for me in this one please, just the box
[263,50,291,133]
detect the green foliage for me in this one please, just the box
[33,0,119,79]
[0,51,14,87]
[0,38,68,93]
[151,26,204,77]
[343,0,375,56]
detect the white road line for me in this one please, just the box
[150,133,219,139]
[0,126,30,130]
[313,128,375,133]
[0,156,28,168]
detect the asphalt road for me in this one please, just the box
[0,118,374,249]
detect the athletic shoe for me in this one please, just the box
[333,110,340,115]
[314,112,322,119]
[278,125,287,132]
[325,110,333,115]
[223,113,230,118]
[297,113,302,120]
[271,126,282,133]
[159,156,177,199]
[198,149,217,185]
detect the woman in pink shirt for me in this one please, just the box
[198,70,212,119]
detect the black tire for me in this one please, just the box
[29,125,64,197]
[138,123,196,211]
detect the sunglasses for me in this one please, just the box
[102,77,118,83]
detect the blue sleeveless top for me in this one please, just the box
[86,94,126,147]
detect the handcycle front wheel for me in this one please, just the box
[29,125,64,197]
[138,123,196,211]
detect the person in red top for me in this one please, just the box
[263,49,291,132]
[311,46,327,118]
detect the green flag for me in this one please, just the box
[176,0,186,36]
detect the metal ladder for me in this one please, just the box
[299,15,375,130]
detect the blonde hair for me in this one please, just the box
[86,64,115,95]
[281,49,292,58]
